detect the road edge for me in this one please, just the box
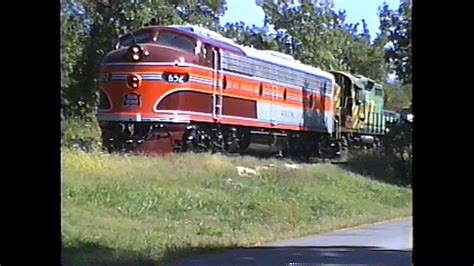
[264,216,413,246]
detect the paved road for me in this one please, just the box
[173,218,412,265]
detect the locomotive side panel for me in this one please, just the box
[353,77,385,136]
[221,49,335,134]
[99,26,336,133]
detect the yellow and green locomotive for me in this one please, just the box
[331,71,387,150]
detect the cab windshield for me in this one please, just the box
[116,30,196,53]
[117,31,153,48]
[155,31,195,53]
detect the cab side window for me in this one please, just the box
[204,44,214,66]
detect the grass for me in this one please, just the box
[345,150,412,187]
[62,149,412,265]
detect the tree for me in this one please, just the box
[261,0,345,69]
[61,0,93,118]
[260,0,388,81]
[383,81,412,111]
[168,0,227,30]
[220,22,278,50]
[378,0,412,84]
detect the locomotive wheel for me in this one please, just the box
[225,127,241,153]
[210,126,225,153]
[181,126,199,153]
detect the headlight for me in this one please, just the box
[127,74,142,89]
[129,45,142,61]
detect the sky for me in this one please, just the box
[220,0,401,40]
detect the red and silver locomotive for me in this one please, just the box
[98,25,340,158]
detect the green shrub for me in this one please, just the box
[62,116,102,151]
[346,150,411,186]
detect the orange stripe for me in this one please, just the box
[101,64,335,113]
